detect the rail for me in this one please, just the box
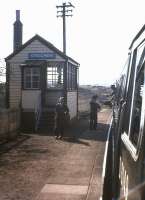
[34,92,42,131]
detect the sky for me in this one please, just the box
[0,0,145,86]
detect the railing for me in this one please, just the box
[102,110,120,200]
[102,117,113,200]
[34,92,42,131]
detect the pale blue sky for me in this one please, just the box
[0,0,145,85]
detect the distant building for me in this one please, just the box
[5,10,79,131]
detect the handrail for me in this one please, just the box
[102,117,113,178]
[129,24,145,50]
[34,92,42,131]
[119,181,145,200]
[102,116,113,200]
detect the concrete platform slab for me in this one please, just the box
[37,184,88,200]
[37,193,85,200]
[41,184,88,195]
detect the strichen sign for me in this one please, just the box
[28,52,56,59]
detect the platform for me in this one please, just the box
[0,108,111,200]
[36,109,111,200]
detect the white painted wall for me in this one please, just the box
[9,40,65,63]
[67,91,77,119]
[8,38,65,108]
[22,90,41,109]
[9,63,21,108]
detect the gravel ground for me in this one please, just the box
[0,116,89,200]
[0,109,111,200]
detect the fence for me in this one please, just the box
[0,108,20,142]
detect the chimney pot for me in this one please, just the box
[16,10,20,21]
[13,10,23,51]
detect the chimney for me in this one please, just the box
[13,10,23,51]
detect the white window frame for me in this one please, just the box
[24,67,40,89]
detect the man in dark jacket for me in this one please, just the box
[90,95,101,130]
[54,97,69,139]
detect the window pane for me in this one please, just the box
[32,75,39,88]
[32,68,40,74]
[32,76,39,82]
[25,76,31,82]
[47,65,63,88]
[130,68,144,146]
[136,44,145,67]
[25,82,31,88]
[123,50,137,134]
[24,67,40,89]
[32,81,39,88]
[25,68,31,74]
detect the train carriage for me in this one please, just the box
[103,25,145,200]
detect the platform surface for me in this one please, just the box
[0,108,111,200]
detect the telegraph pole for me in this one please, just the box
[56,2,74,54]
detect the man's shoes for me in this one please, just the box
[55,135,63,139]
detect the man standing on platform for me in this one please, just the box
[89,95,101,130]
[54,97,69,139]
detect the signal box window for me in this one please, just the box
[130,68,144,146]
[67,64,77,90]
[47,65,63,89]
[24,67,40,89]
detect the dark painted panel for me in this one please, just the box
[21,111,35,132]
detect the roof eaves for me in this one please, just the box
[5,35,38,61]
[5,34,79,65]
[35,35,67,60]
[67,56,80,66]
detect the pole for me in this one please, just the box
[63,3,66,54]
[56,2,74,55]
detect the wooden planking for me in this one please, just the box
[8,39,65,108]
[67,91,77,119]
[10,102,20,108]
[9,63,21,108]
[9,40,65,63]
[22,90,41,109]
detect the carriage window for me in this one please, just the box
[123,50,137,134]
[129,68,144,146]
[47,65,63,88]
[136,43,145,68]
